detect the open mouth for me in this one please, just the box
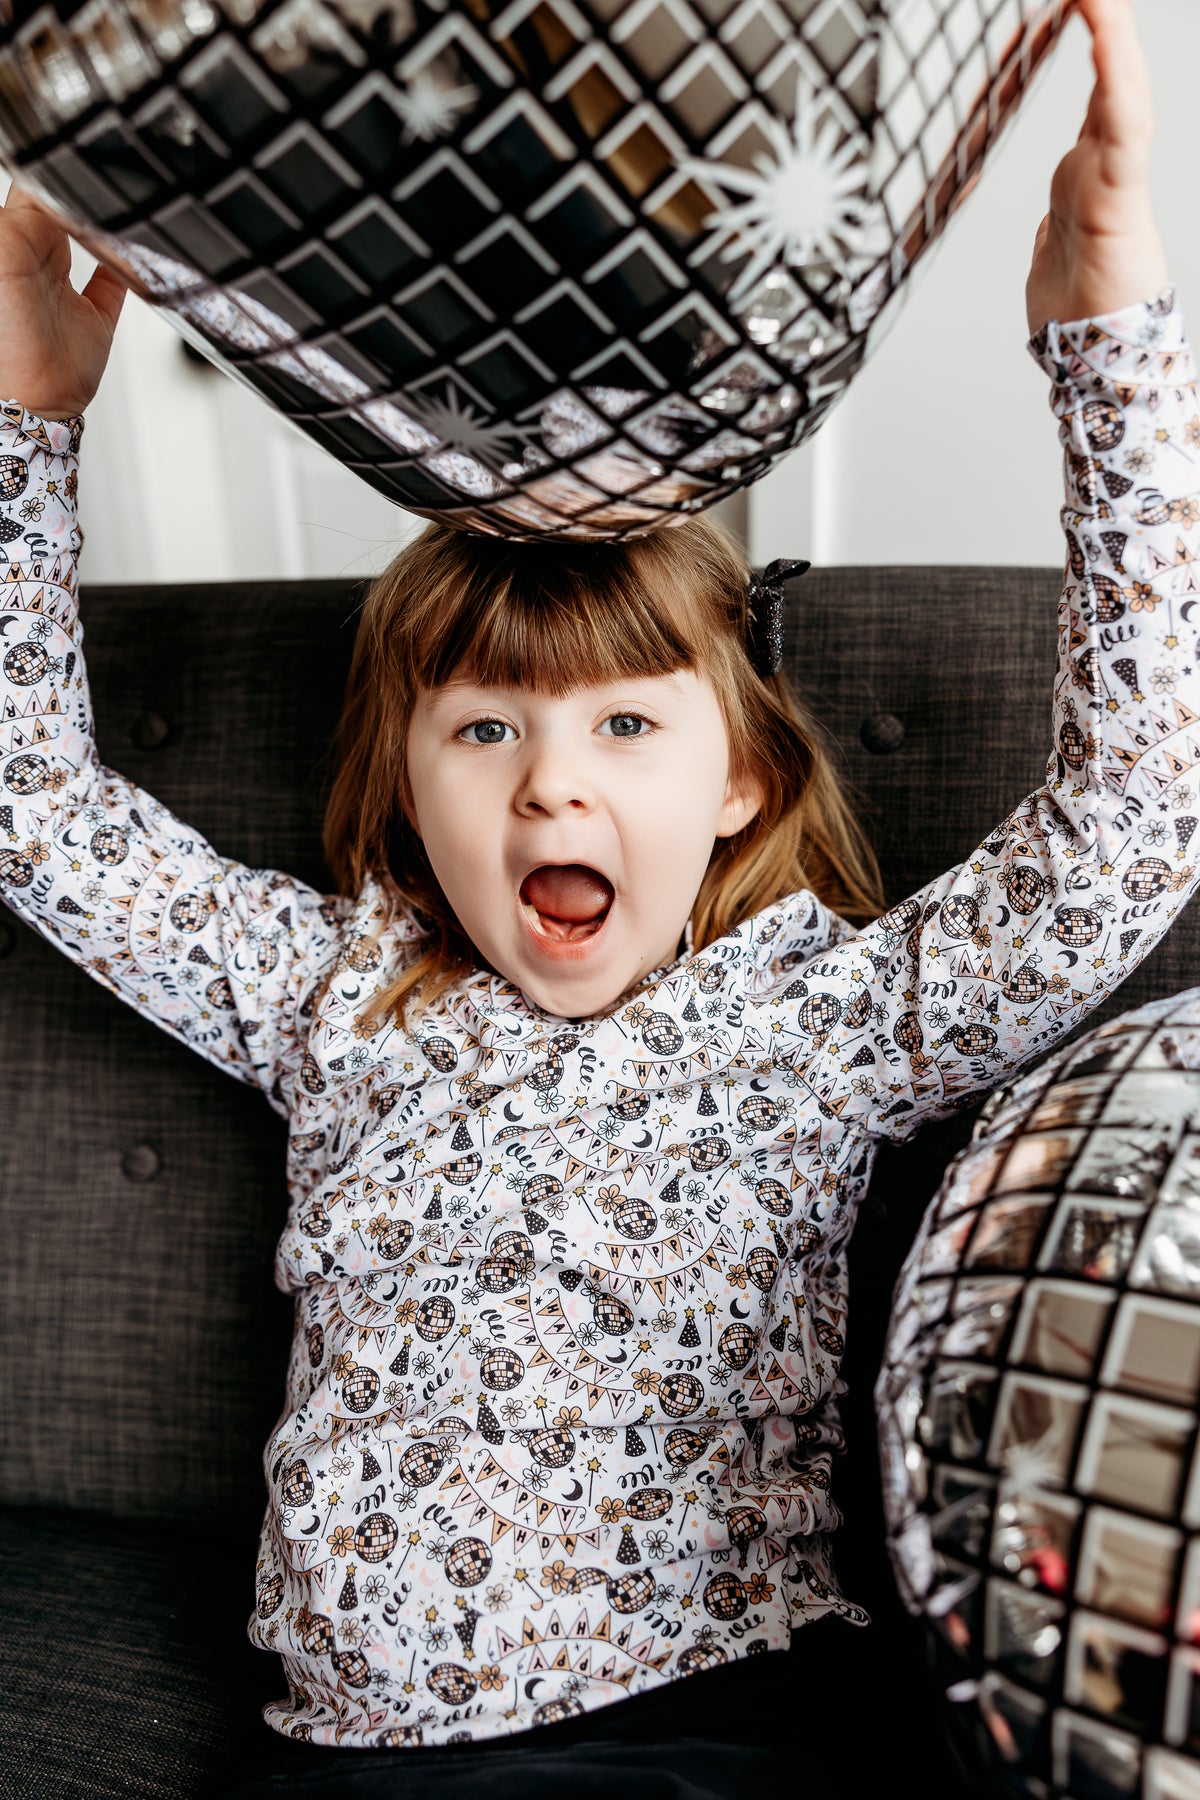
[519,864,615,943]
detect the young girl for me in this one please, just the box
[1,0,1193,1792]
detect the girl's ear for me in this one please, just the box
[715,771,763,839]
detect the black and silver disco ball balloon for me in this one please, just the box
[0,0,1072,537]
[877,990,1200,1800]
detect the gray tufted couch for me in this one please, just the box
[2,566,1198,1798]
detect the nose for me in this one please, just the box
[513,731,595,818]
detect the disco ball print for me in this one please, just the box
[0,0,1071,537]
[877,991,1200,1800]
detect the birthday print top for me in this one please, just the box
[3,293,1200,1750]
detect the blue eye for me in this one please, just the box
[603,713,648,738]
[463,719,513,744]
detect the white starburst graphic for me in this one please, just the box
[395,68,479,144]
[406,389,527,472]
[690,77,877,302]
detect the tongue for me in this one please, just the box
[521,865,613,940]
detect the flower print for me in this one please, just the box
[1124,444,1155,472]
[523,1465,550,1492]
[19,495,43,522]
[327,1525,355,1557]
[645,1531,670,1560]
[394,1300,418,1326]
[851,1076,874,1097]
[383,1382,405,1407]
[663,1208,684,1231]
[338,1618,362,1645]
[395,1486,418,1512]
[596,1184,622,1216]
[746,1574,776,1604]
[420,1622,451,1651]
[485,1583,513,1612]
[1152,666,1178,694]
[500,1398,526,1423]
[425,1536,450,1564]
[597,1496,626,1525]
[1125,582,1161,612]
[631,1366,661,1395]
[331,1351,355,1379]
[83,804,107,828]
[413,1352,434,1377]
[1173,787,1194,809]
[1171,497,1200,529]
[25,838,50,865]
[478,1665,505,1692]
[329,1457,352,1477]
[364,1576,387,1604]
[592,1427,617,1444]
[651,1309,677,1332]
[82,881,105,905]
[553,1406,584,1431]
[1141,820,1168,847]
[540,1560,577,1594]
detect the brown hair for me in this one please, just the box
[322,513,883,1026]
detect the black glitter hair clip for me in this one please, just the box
[745,558,811,679]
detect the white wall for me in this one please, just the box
[23,0,1200,584]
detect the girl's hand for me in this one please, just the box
[0,182,127,419]
[1026,0,1168,335]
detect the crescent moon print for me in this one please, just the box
[1,295,1200,1749]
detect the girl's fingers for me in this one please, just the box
[82,261,128,334]
[1075,0,1153,148]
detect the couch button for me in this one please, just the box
[130,710,172,750]
[0,918,13,959]
[860,712,905,754]
[121,1141,162,1182]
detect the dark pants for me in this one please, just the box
[224,1616,969,1797]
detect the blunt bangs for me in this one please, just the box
[405,534,721,697]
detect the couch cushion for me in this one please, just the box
[0,1506,279,1797]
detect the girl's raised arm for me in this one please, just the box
[782,0,1200,1142]
[0,191,349,1117]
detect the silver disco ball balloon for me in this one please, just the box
[878,990,1200,1800]
[0,0,1072,537]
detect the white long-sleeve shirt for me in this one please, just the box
[3,292,1199,1748]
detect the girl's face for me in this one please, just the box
[405,670,761,1019]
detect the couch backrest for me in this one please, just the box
[2,568,1196,1529]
